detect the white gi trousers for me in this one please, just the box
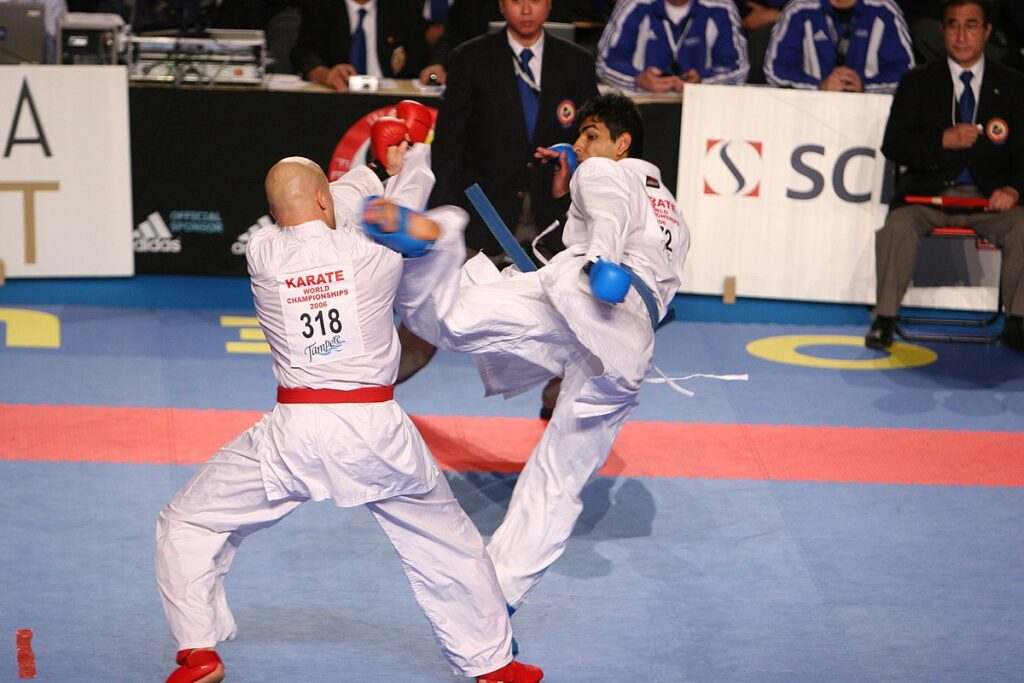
[418,269,645,609]
[154,411,513,678]
[485,352,640,609]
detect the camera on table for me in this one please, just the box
[348,75,379,92]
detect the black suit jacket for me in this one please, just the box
[882,58,1024,208]
[291,0,427,79]
[430,29,599,255]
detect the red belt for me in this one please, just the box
[277,385,395,404]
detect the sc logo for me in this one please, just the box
[788,145,893,204]
[702,139,762,197]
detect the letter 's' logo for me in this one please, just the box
[702,139,763,197]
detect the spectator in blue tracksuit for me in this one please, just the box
[765,0,915,93]
[597,0,749,93]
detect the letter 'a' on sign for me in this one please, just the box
[0,307,60,348]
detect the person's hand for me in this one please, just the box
[681,69,701,85]
[988,186,1020,212]
[370,117,411,175]
[534,146,571,198]
[636,66,684,93]
[418,64,446,86]
[821,67,862,92]
[321,63,358,91]
[835,67,863,92]
[743,2,781,30]
[384,140,409,177]
[942,123,982,150]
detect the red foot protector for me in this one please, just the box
[165,649,224,683]
[476,660,544,683]
[16,629,36,679]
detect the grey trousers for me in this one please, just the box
[874,200,1024,317]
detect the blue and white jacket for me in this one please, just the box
[764,0,914,93]
[597,0,749,89]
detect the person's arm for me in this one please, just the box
[384,143,435,211]
[994,80,1024,209]
[428,46,472,208]
[329,167,386,228]
[862,9,916,94]
[742,2,781,31]
[880,72,963,174]
[392,1,430,78]
[290,0,334,80]
[571,159,635,266]
[763,5,821,89]
[595,0,649,90]
[420,0,480,81]
[701,4,750,85]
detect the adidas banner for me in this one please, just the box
[129,88,437,277]
[0,66,133,277]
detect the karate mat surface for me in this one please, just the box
[1,276,1022,682]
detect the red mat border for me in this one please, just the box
[2,403,1022,487]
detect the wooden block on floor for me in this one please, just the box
[723,276,736,305]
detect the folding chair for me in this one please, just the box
[894,195,1003,343]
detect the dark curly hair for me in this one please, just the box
[576,92,645,159]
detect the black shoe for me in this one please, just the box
[396,324,437,384]
[865,316,895,349]
[1001,315,1024,353]
[538,377,561,420]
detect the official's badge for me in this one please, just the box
[986,117,1009,144]
[556,99,576,129]
[390,46,407,75]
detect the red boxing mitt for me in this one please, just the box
[370,116,411,165]
[395,99,433,144]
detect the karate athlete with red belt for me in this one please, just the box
[400,92,690,631]
[155,122,543,683]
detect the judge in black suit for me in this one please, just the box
[291,0,428,90]
[429,0,599,258]
[867,0,1024,352]
[417,0,574,85]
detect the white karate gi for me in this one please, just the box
[405,156,689,608]
[154,163,513,678]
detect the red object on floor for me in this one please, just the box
[16,629,36,679]
[165,649,223,683]
[476,660,544,683]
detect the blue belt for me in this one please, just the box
[465,182,669,332]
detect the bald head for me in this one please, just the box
[265,157,335,229]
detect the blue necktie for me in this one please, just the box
[955,70,975,185]
[517,48,539,142]
[429,0,448,23]
[350,8,367,75]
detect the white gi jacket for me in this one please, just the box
[540,156,689,382]
[245,164,466,507]
[425,156,689,408]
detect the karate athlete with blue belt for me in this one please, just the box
[155,119,544,683]
[392,92,690,640]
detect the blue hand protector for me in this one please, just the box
[361,196,434,258]
[547,143,578,174]
[587,257,631,304]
